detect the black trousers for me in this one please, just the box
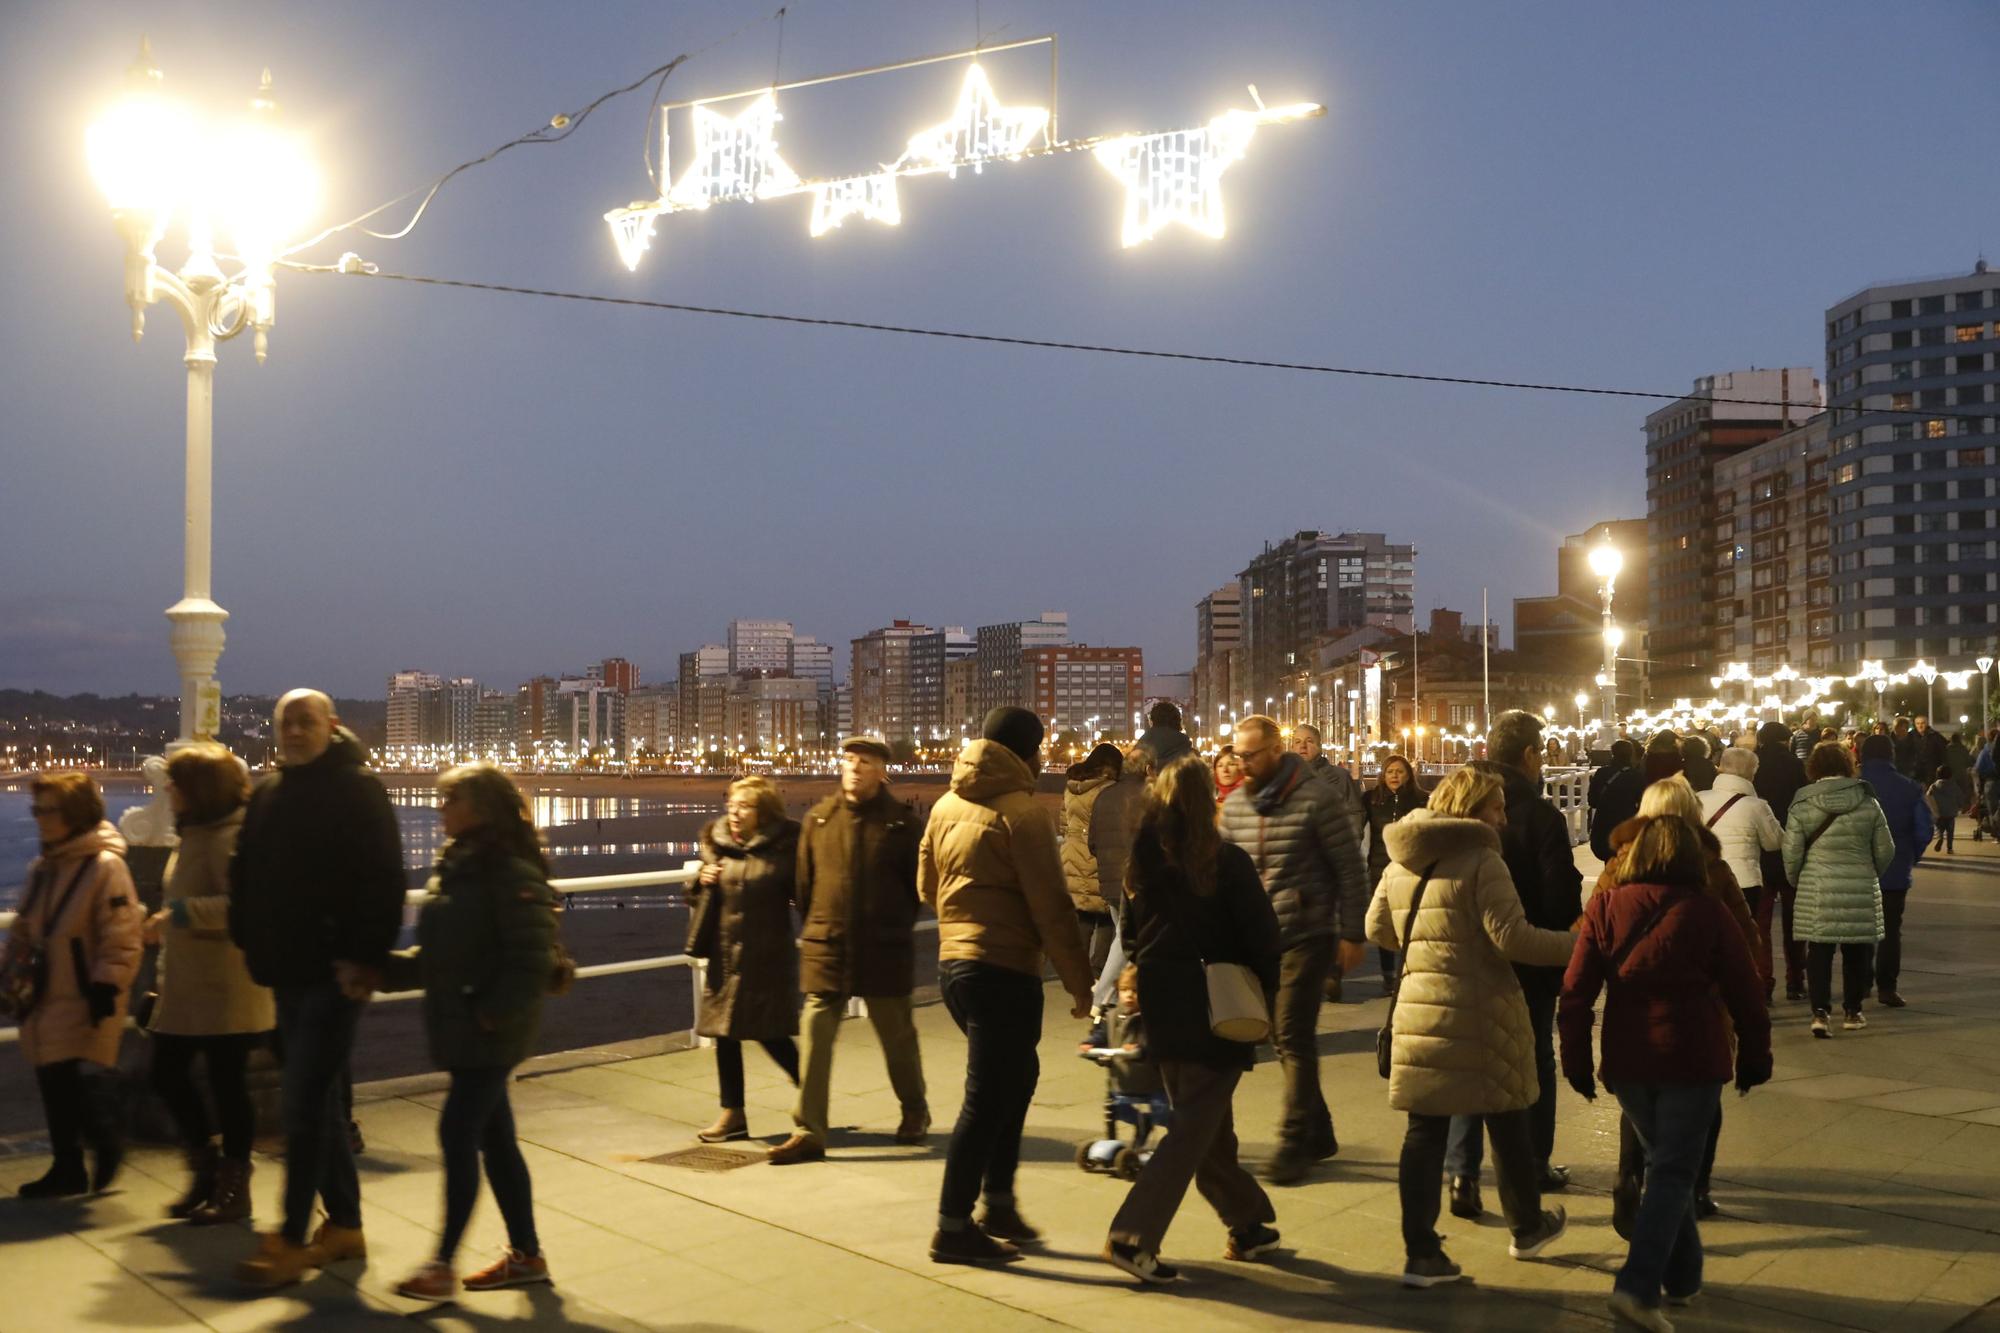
[937,960,1043,1221]
[34,1059,118,1172]
[1877,893,1908,994]
[1402,1110,1540,1258]
[713,1037,800,1110]
[150,1032,261,1160]
[436,1066,539,1264]
[1808,942,1874,1014]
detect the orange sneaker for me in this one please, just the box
[236,1231,319,1288]
[462,1248,551,1291]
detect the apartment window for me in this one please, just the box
[1959,325,1983,343]
[1890,299,1913,318]
[1836,463,1857,483]
[1891,392,1913,411]
[1958,355,1986,374]
[1928,419,1948,438]
[1959,447,1989,466]
[1921,296,1947,315]
[1891,330,1913,349]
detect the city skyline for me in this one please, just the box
[6,3,1998,699]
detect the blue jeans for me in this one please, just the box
[1612,1082,1721,1305]
[1446,989,1557,1176]
[274,981,366,1243]
[937,961,1043,1221]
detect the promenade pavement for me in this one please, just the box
[6,833,2000,1330]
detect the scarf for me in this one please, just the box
[1250,752,1305,816]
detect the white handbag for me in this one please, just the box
[1204,961,1271,1043]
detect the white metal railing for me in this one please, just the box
[2,860,938,1046]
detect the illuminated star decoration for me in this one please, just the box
[667,92,802,210]
[604,203,662,271]
[808,171,900,236]
[902,63,1048,178]
[1093,109,1265,247]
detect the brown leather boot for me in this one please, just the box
[189,1157,252,1226]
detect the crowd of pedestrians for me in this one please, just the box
[4,692,1980,1329]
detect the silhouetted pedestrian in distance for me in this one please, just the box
[1855,734,1931,1009]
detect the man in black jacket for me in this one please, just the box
[1754,721,1809,1001]
[1444,712,1581,1215]
[1588,739,1642,862]
[229,690,404,1287]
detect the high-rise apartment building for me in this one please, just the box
[385,670,446,748]
[1024,646,1144,739]
[1711,413,1833,674]
[554,677,623,752]
[943,657,977,740]
[473,691,517,755]
[851,620,931,745]
[1823,263,2000,674]
[1645,368,1822,699]
[789,636,833,690]
[678,645,729,744]
[444,677,480,752]
[1238,533,1413,711]
[597,657,639,694]
[516,675,558,751]
[726,676,821,751]
[973,612,1070,721]
[909,627,975,742]
[728,619,794,676]
[1193,583,1242,734]
[623,687,679,754]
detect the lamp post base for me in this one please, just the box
[166,597,228,746]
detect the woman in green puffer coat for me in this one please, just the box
[1784,743,1894,1037]
[385,763,559,1302]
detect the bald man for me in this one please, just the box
[229,689,405,1287]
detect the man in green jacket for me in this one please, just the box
[770,735,929,1165]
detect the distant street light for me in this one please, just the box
[89,39,317,745]
[1587,532,1624,746]
[1912,660,1937,720]
[1979,655,1995,730]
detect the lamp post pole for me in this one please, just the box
[1980,655,1994,731]
[1586,532,1624,750]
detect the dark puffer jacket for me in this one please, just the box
[228,728,405,989]
[385,838,557,1070]
[1219,754,1369,946]
[794,787,921,997]
[1495,762,1585,1000]
[1119,828,1281,1071]
[692,818,801,1040]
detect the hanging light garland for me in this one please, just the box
[601,34,1322,271]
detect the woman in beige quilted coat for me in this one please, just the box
[1366,765,1579,1289]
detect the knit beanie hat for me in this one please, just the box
[981,707,1044,764]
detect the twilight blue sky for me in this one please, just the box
[5,1,1997,698]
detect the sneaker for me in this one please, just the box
[975,1200,1042,1245]
[237,1232,321,1288]
[893,1107,932,1146]
[929,1226,1021,1266]
[1103,1240,1180,1284]
[1224,1223,1281,1261]
[1508,1205,1568,1259]
[696,1110,748,1143]
[1401,1251,1465,1289]
[766,1133,825,1165]
[308,1220,368,1263]
[1664,1285,1701,1307]
[1608,1288,1675,1331]
[1694,1193,1719,1219]
[1448,1175,1484,1220]
[1539,1163,1571,1191]
[1811,1011,1831,1038]
[1263,1146,1311,1185]
[1843,1010,1868,1031]
[462,1248,551,1291]
[17,1162,89,1200]
[1611,1174,1641,1241]
[1878,990,1906,1009]
[393,1261,457,1303]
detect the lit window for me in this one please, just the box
[1927,419,1948,439]
[1958,325,1982,343]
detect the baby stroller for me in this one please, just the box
[1075,1005,1171,1180]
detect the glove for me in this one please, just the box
[86,981,119,1024]
[1565,1069,1597,1103]
[1735,1058,1772,1096]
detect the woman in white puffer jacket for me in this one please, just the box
[1698,747,1783,920]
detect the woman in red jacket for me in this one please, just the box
[1559,816,1771,1331]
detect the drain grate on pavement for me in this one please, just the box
[643,1145,765,1172]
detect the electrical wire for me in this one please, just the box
[322,266,1999,424]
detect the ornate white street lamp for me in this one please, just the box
[1912,660,1937,721]
[1587,532,1624,746]
[88,39,317,743]
[1979,655,1995,732]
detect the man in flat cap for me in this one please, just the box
[769,735,930,1164]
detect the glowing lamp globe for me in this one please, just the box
[1979,656,1995,674]
[211,114,317,273]
[1604,626,1625,651]
[1586,540,1623,582]
[88,62,194,236]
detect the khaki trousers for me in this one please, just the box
[792,992,927,1141]
[1107,1061,1274,1254]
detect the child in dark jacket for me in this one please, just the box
[1928,765,1962,853]
[1081,965,1165,1099]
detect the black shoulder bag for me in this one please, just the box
[1377,861,1439,1079]
[0,859,96,1022]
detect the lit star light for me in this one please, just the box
[667,92,802,210]
[809,171,900,236]
[1093,100,1322,247]
[604,203,662,271]
[902,64,1048,177]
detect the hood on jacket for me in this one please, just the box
[1756,722,1792,750]
[1606,815,1722,860]
[43,819,129,863]
[1065,773,1114,798]
[704,816,800,856]
[952,739,1037,803]
[1795,776,1872,817]
[284,726,370,774]
[1383,807,1500,870]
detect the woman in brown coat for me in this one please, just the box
[11,772,143,1198]
[688,775,801,1143]
[143,743,274,1223]
[1365,766,1577,1288]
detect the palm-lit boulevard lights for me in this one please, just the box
[603,35,1322,271]
[88,39,319,748]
